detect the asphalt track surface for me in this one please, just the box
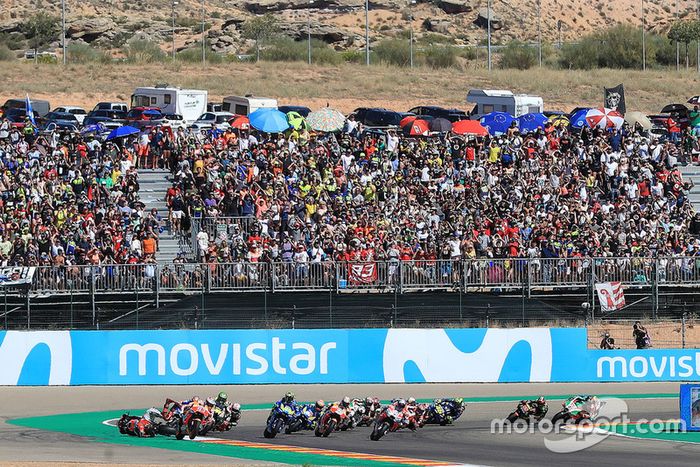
[1,382,698,466]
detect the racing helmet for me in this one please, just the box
[365,397,373,406]
[283,392,295,404]
[341,396,351,407]
[191,396,201,406]
[455,397,464,405]
[537,396,546,404]
[407,397,416,405]
[206,397,216,407]
[315,399,325,410]
[216,391,228,404]
[395,399,406,409]
[232,402,241,412]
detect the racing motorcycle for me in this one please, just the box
[339,401,363,431]
[413,403,431,428]
[551,396,600,425]
[285,404,320,434]
[315,403,348,437]
[175,404,211,440]
[370,405,403,441]
[505,401,548,424]
[264,402,296,438]
[423,399,466,426]
[118,414,157,437]
[356,398,382,427]
[213,403,241,431]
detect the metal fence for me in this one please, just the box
[26,257,700,296]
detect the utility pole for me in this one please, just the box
[557,20,562,49]
[172,0,178,59]
[641,0,646,71]
[61,0,66,65]
[408,0,416,68]
[365,0,370,65]
[537,0,541,67]
[487,0,492,71]
[697,0,700,72]
[308,1,314,65]
[202,0,206,65]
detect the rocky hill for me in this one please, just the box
[0,0,695,56]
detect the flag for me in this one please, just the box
[595,282,626,311]
[604,84,626,115]
[25,94,36,127]
[348,263,378,285]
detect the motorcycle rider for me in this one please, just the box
[519,396,548,419]
[432,398,464,425]
[118,413,156,437]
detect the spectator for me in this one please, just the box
[633,321,651,349]
[600,332,617,350]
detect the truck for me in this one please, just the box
[130,85,207,124]
[466,89,543,119]
[222,95,277,115]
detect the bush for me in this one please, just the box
[459,46,478,60]
[262,37,340,65]
[499,40,537,70]
[373,39,411,67]
[424,44,457,69]
[0,44,14,61]
[177,45,225,64]
[558,24,650,69]
[66,43,110,63]
[342,49,364,63]
[122,39,166,63]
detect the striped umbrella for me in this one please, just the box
[306,108,346,132]
[585,108,624,129]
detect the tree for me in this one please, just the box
[668,20,700,70]
[20,13,59,61]
[242,14,279,62]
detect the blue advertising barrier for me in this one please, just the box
[2,328,700,385]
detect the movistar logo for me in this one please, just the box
[0,331,72,385]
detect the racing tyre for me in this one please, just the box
[188,419,200,440]
[551,411,568,425]
[263,427,276,439]
[506,413,519,423]
[370,422,390,441]
[322,420,336,437]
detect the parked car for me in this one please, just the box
[190,111,235,130]
[351,108,414,129]
[648,103,690,131]
[278,105,311,117]
[84,109,127,130]
[408,105,468,122]
[41,122,79,134]
[41,111,80,128]
[3,108,36,129]
[53,106,87,125]
[125,107,162,123]
[92,102,128,113]
[159,113,187,130]
[2,98,50,117]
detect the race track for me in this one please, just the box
[1,383,698,466]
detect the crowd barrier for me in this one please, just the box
[2,328,700,385]
[26,256,700,296]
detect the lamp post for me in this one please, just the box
[365,0,370,65]
[487,0,491,71]
[641,0,646,71]
[308,0,314,65]
[171,0,178,59]
[61,0,66,64]
[697,0,700,72]
[537,0,541,67]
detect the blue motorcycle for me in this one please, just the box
[263,402,296,438]
[285,404,320,434]
[424,398,466,426]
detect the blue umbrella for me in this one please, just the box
[106,125,140,141]
[517,113,548,133]
[480,112,515,135]
[143,109,162,117]
[569,109,591,129]
[249,109,290,133]
[81,123,104,135]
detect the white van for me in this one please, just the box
[222,95,278,115]
[131,86,208,123]
[466,89,543,118]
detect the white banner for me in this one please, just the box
[0,267,36,286]
[595,282,625,311]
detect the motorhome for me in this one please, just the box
[130,86,207,123]
[222,95,278,115]
[466,89,543,118]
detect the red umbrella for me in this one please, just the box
[452,119,488,136]
[229,115,250,130]
[402,118,430,137]
[399,115,417,128]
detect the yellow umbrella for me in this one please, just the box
[548,115,569,128]
[624,111,652,130]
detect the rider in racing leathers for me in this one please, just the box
[214,391,242,427]
[432,398,464,425]
[518,396,548,419]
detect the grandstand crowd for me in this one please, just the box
[2,115,700,271]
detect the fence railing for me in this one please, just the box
[25,256,700,296]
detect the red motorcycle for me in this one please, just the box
[370,406,403,441]
[176,405,211,440]
[315,403,347,437]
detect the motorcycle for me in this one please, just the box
[551,397,600,425]
[118,414,157,437]
[213,403,241,431]
[264,402,296,439]
[339,402,363,431]
[370,406,403,441]
[315,404,347,438]
[423,399,466,426]
[176,405,211,440]
[506,401,548,424]
[285,404,320,434]
[413,403,431,428]
[356,399,382,427]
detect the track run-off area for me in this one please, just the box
[3,383,700,466]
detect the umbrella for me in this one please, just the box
[106,125,139,141]
[480,112,515,135]
[399,115,418,128]
[452,119,488,136]
[585,108,624,129]
[307,108,346,132]
[249,109,290,133]
[517,113,548,133]
[548,115,570,128]
[229,115,250,131]
[688,96,700,105]
[402,118,430,136]
[430,118,453,133]
[286,111,308,131]
[143,109,162,118]
[81,123,104,135]
[569,109,591,129]
[624,111,653,130]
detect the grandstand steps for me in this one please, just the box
[139,169,181,264]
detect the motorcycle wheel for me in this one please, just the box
[551,411,568,425]
[506,412,519,423]
[314,424,323,437]
[188,419,200,440]
[175,430,185,440]
[263,427,276,439]
[322,419,337,437]
[370,422,390,441]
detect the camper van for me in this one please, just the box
[130,86,208,123]
[466,89,543,119]
[222,95,278,115]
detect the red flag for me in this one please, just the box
[348,263,377,285]
[595,282,626,311]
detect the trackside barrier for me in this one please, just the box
[3,328,700,385]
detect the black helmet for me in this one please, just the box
[283,392,295,404]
